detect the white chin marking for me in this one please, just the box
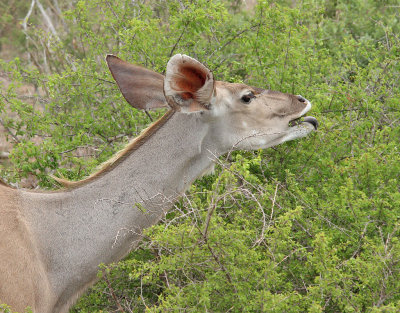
[283,123,314,142]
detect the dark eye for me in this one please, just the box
[241,92,255,104]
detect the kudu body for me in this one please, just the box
[0,54,317,312]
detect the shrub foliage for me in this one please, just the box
[0,0,399,312]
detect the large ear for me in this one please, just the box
[163,54,215,113]
[106,55,168,110]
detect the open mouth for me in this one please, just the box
[289,116,318,130]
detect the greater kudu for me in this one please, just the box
[0,54,318,312]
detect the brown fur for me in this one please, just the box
[0,185,52,312]
[0,54,316,313]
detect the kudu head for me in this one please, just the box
[106,54,317,152]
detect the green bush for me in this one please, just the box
[0,0,399,312]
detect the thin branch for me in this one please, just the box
[207,23,263,62]
[35,0,59,40]
[103,269,126,313]
[169,22,189,58]
[22,0,36,31]
[144,110,153,122]
[203,202,217,239]
[0,116,20,143]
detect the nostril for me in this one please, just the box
[297,95,306,103]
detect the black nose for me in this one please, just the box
[302,116,318,130]
[297,95,306,103]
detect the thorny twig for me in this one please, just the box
[169,21,190,58]
[253,183,279,246]
[103,269,126,313]
[0,116,20,143]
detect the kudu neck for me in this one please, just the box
[21,111,218,310]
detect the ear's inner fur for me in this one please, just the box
[164,54,215,112]
[175,65,207,97]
